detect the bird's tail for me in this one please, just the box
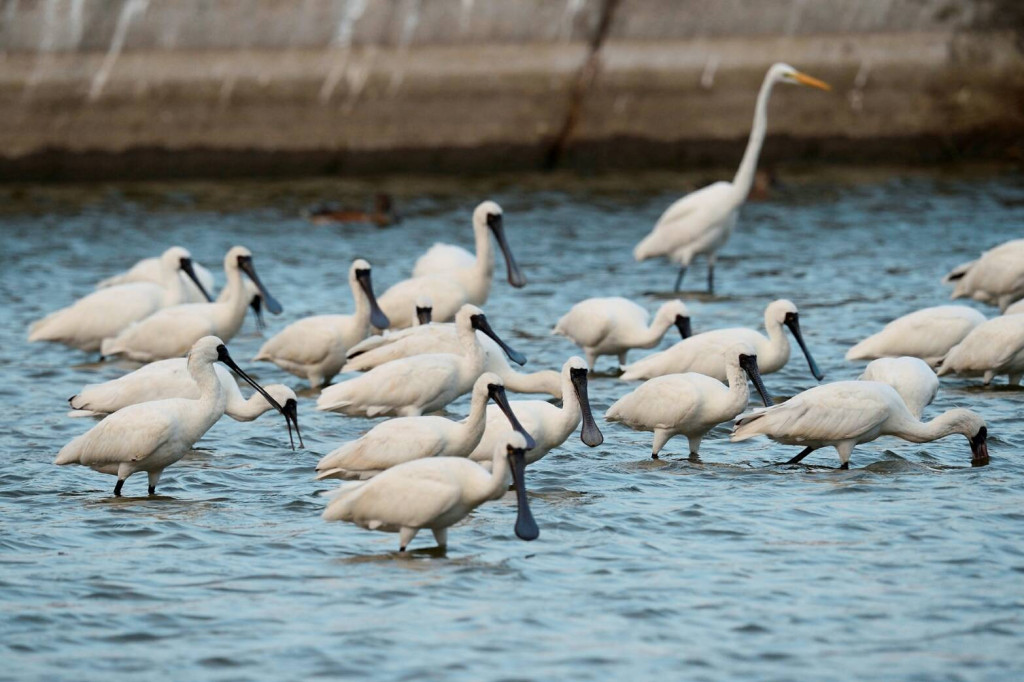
[844,333,881,361]
[99,336,124,358]
[730,410,769,442]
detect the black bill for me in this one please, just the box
[355,267,390,330]
[238,255,283,315]
[570,367,604,446]
[507,445,539,541]
[250,294,266,332]
[488,383,536,450]
[282,398,304,450]
[416,305,433,326]
[471,313,527,366]
[738,353,773,407]
[675,314,692,340]
[487,213,526,288]
[783,312,824,381]
[179,257,213,302]
[970,426,989,467]
[216,344,295,450]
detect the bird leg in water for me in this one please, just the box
[784,446,815,465]
[673,267,687,292]
[113,479,124,497]
[707,261,715,294]
[838,462,850,470]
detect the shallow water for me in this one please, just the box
[2,167,1023,680]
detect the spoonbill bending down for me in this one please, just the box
[67,357,301,434]
[413,295,433,326]
[467,357,603,467]
[553,297,692,371]
[858,357,938,419]
[846,305,986,367]
[28,246,212,353]
[100,246,282,362]
[253,259,390,387]
[55,337,291,496]
[322,432,539,551]
[633,63,830,292]
[377,201,526,328]
[943,239,1024,311]
[97,249,216,303]
[938,314,1024,386]
[315,373,534,481]
[316,305,525,417]
[621,299,823,383]
[607,348,772,459]
[343,313,562,398]
[731,381,989,469]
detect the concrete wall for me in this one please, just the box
[1,0,1022,180]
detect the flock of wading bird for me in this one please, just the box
[29,64,1023,552]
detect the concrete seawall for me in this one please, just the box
[1,0,1022,180]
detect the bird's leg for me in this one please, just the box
[784,446,815,465]
[431,527,448,549]
[399,527,418,552]
[113,479,125,497]
[147,469,163,496]
[1009,373,1022,386]
[651,429,673,459]
[673,267,687,292]
[707,255,716,294]
[617,352,628,367]
[838,462,850,470]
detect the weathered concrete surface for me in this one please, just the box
[0,0,1021,180]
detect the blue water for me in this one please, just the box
[2,168,1023,680]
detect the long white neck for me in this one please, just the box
[633,315,676,349]
[888,409,964,444]
[160,262,187,306]
[224,384,275,422]
[498,368,563,399]
[450,386,491,451]
[349,276,371,331]
[456,329,486,388]
[760,315,791,371]
[472,221,494,277]
[455,223,494,304]
[187,357,229,429]
[721,361,751,417]
[483,446,511,500]
[732,71,776,199]
[212,265,250,341]
[554,374,583,435]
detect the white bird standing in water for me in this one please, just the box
[552,297,692,371]
[846,305,986,367]
[467,357,604,467]
[316,305,526,417]
[606,347,772,459]
[253,259,390,387]
[322,432,539,552]
[66,357,301,433]
[100,246,282,362]
[621,299,823,383]
[633,63,830,292]
[858,357,938,419]
[377,201,526,328]
[28,246,212,353]
[55,337,291,496]
[943,239,1024,311]
[315,373,533,481]
[938,314,1024,386]
[731,381,989,469]
[97,250,216,303]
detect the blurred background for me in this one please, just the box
[2,0,1022,181]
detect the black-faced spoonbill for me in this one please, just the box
[943,239,1024,312]
[606,348,772,459]
[633,63,830,292]
[553,297,692,371]
[253,259,390,387]
[731,381,988,469]
[938,314,1024,386]
[315,373,534,481]
[858,357,938,419]
[28,246,212,353]
[846,305,986,367]
[322,432,539,552]
[96,248,216,303]
[55,337,292,496]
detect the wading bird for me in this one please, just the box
[938,314,1024,386]
[943,239,1024,312]
[858,357,937,419]
[846,305,986,367]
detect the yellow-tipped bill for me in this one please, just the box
[793,71,831,91]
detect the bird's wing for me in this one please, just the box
[607,375,705,429]
[67,402,178,467]
[256,316,343,365]
[412,244,476,277]
[345,463,465,527]
[736,383,891,443]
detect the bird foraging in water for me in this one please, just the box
[633,63,830,293]
[321,432,539,552]
[607,347,772,459]
[937,314,1024,386]
[943,239,1024,312]
[55,337,294,497]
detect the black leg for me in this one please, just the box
[651,453,659,460]
[113,479,124,497]
[673,267,687,292]
[838,462,849,470]
[784,446,815,465]
[707,262,715,294]
[148,485,156,496]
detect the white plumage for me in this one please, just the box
[321,432,539,551]
[467,357,603,467]
[253,259,389,387]
[943,239,1024,311]
[633,63,830,292]
[100,246,282,362]
[97,250,216,303]
[28,247,210,353]
[377,201,525,328]
[846,305,986,366]
[552,297,692,370]
[731,381,988,468]
[55,337,289,496]
[938,314,1024,385]
[621,299,822,383]
[606,347,771,458]
[858,357,938,419]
